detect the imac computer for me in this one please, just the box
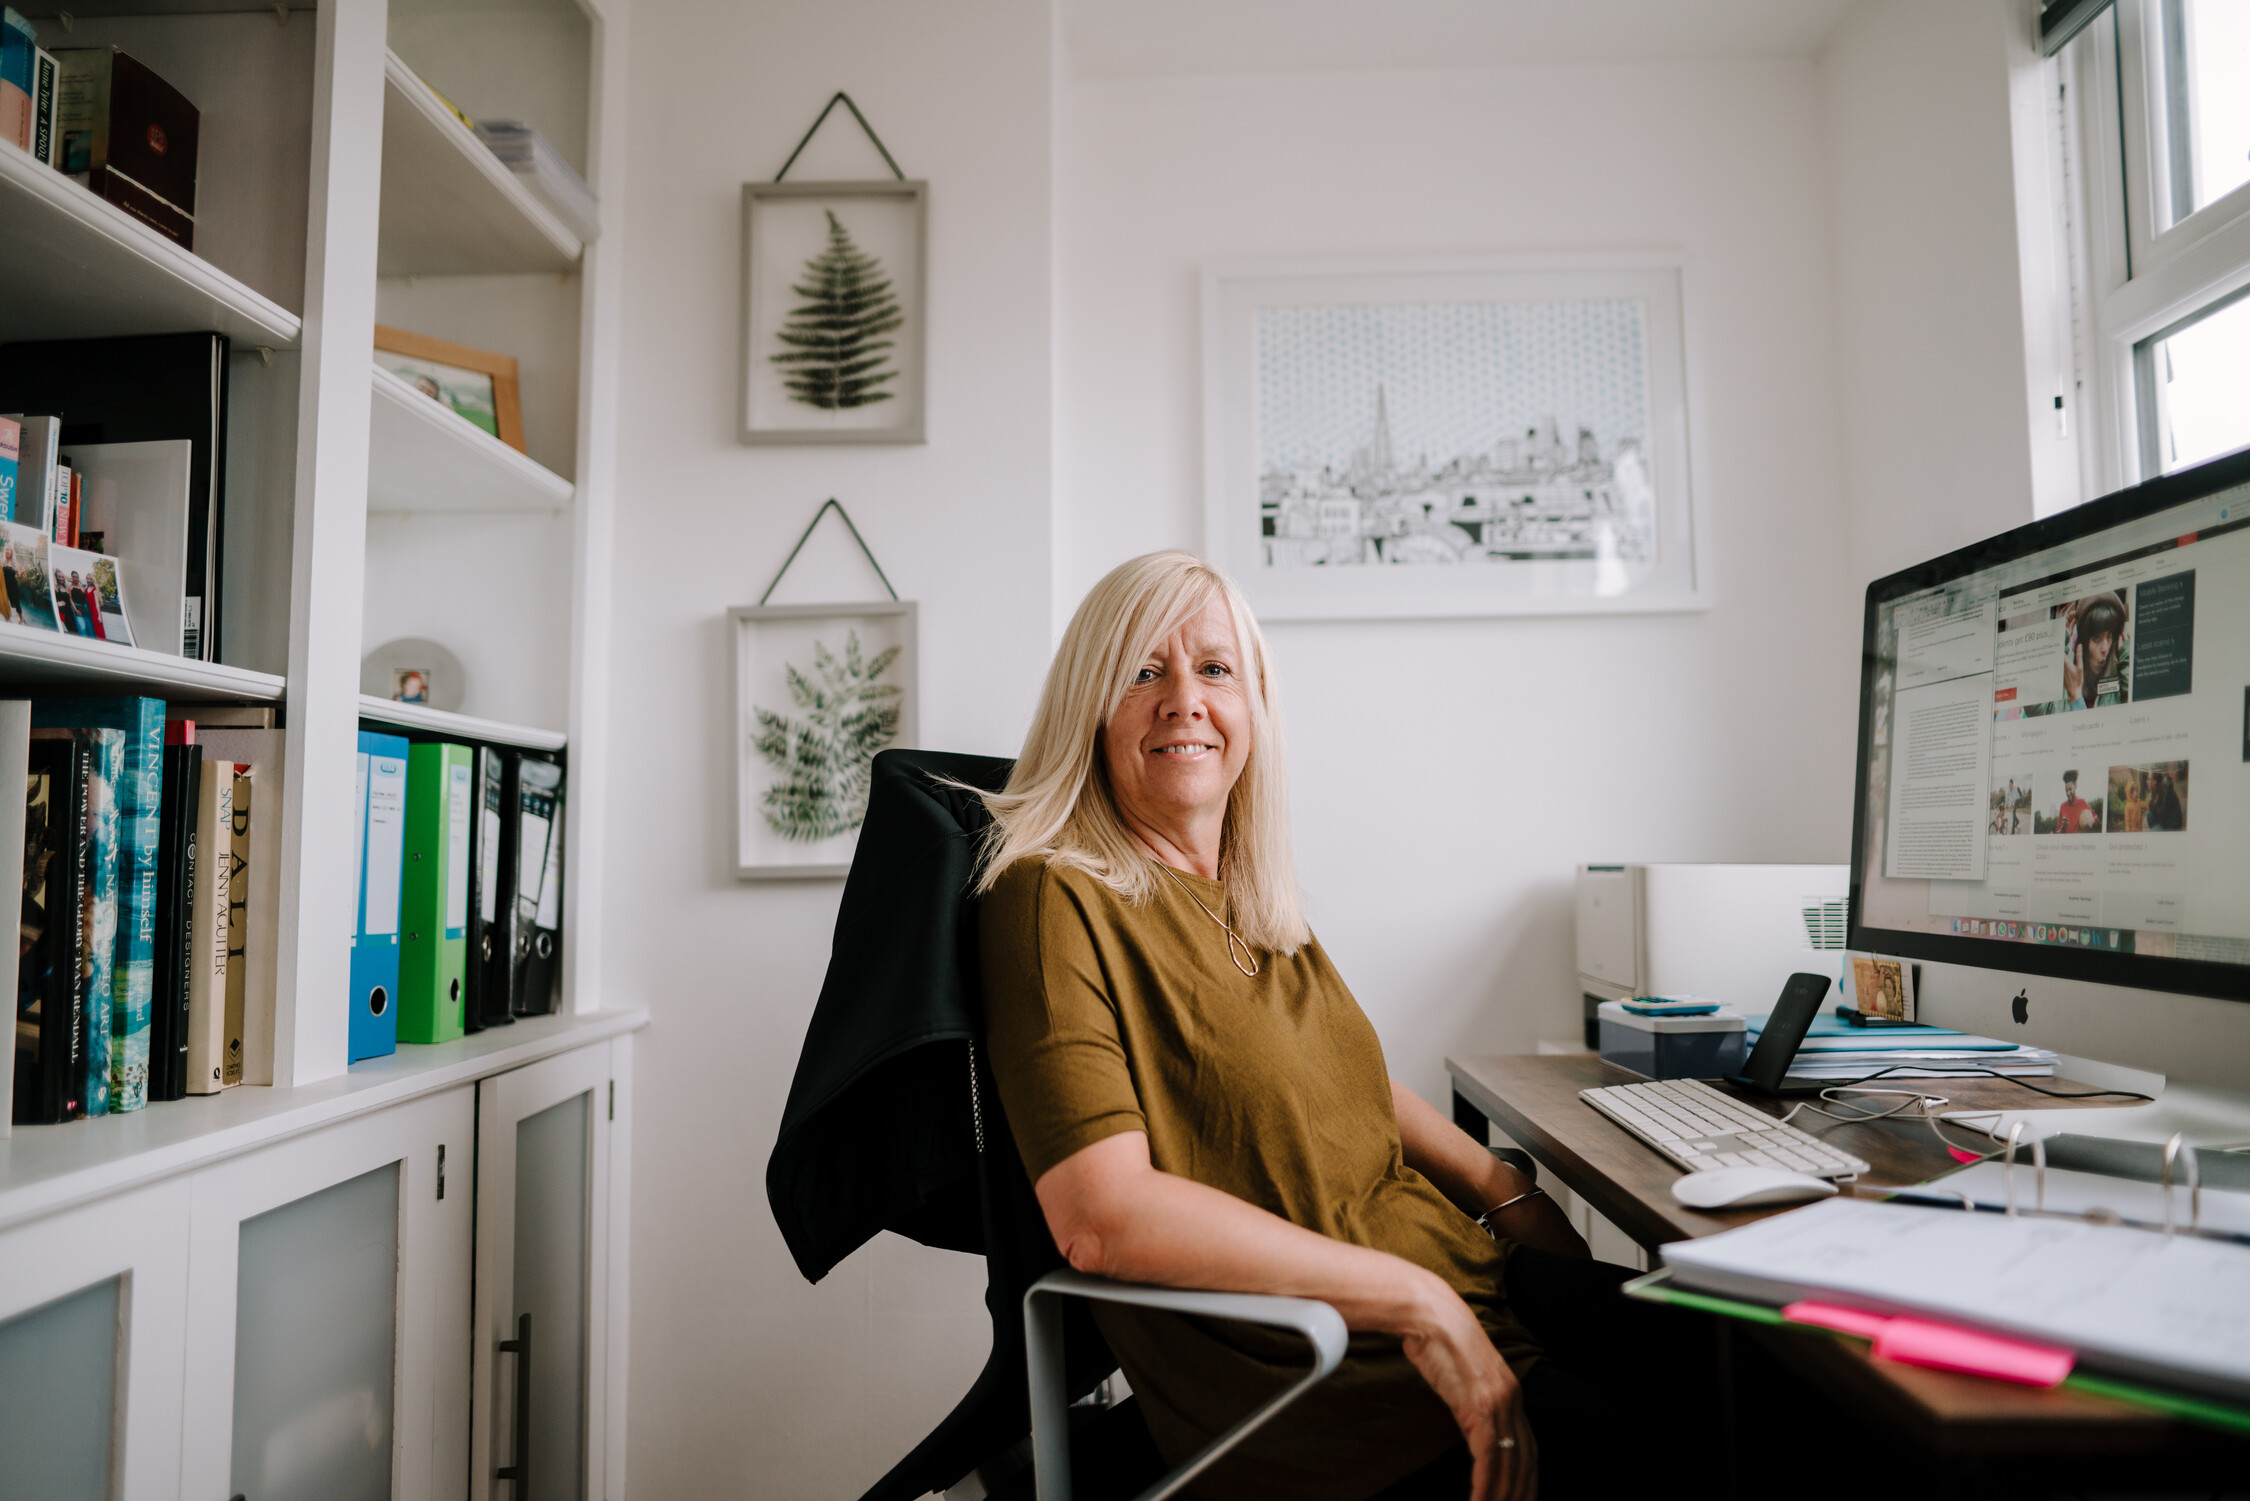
[1849,446,2250,1097]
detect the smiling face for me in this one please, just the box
[1099,592,1255,865]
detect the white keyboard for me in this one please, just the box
[1581,1078,1871,1181]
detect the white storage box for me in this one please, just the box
[1596,1000,1747,1081]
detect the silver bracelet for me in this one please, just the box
[1474,1187,1547,1236]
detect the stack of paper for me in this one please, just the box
[474,120,599,244]
[1743,1012,2057,1079]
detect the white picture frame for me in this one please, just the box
[731,601,918,879]
[741,180,928,445]
[1202,253,1712,620]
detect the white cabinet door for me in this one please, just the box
[471,1045,613,1501]
[178,1086,475,1501]
[0,1179,191,1501]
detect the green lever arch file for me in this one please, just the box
[399,742,472,1043]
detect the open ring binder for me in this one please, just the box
[1995,1124,2213,1239]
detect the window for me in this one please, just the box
[2138,283,2250,471]
[2156,0,2250,225]
[2046,0,2250,497]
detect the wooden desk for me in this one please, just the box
[1444,1053,2218,1460]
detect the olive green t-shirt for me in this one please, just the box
[980,858,1539,1501]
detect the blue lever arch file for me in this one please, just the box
[351,731,410,1062]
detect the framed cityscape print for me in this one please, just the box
[740,180,928,445]
[1201,254,1711,620]
[731,601,917,879]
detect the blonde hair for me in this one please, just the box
[973,551,1309,954]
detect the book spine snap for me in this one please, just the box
[221,767,248,1085]
[183,765,230,1093]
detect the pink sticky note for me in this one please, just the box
[1783,1301,1891,1339]
[1947,1146,1985,1164]
[1871,1317,2074,1387]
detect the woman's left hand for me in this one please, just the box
[1396,1273,1539,1501]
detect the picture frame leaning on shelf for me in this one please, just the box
[373,323,527,455]
[740,180,928,446]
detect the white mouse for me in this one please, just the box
[1671,1166,1839,1210]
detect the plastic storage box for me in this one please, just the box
[1596,1000,1746,1080]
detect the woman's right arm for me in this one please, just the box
[1037,1129,1537,1501]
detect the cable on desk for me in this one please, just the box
[1776,1068,2153,1164]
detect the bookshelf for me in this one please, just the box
[0,7,624,1125]
[0,143,301,348]
[367,362,576,513]
[357,694,568,752]
[0,621,286,701]
[0,3,632,1488]
[377,49,584,277]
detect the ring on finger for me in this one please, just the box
[1497,1437,1517,1450]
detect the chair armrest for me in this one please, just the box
[1023,1270,1348,1501]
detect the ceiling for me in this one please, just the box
[1062,0,1861,80]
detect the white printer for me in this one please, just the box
[1574,864,1849,1049]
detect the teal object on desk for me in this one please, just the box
[1624,996,1720,1016]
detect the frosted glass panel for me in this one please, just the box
[232,1163,399,1501]
[514,1091,588,1501]
[0,1277,119,1501]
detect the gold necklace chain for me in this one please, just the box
[1154,861,1260,977]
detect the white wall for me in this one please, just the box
[1817,0,2040,587]
[1056,62,1862,1104]
[608,2,1053,1496]
[606,6,2056,1496]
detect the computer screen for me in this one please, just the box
[1849,447,2250,1004]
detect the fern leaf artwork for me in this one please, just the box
[770,210,906,410]
[752,630,904,841]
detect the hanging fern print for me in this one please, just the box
[770,211,905,411]
[752,631,903,841]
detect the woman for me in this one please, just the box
[977,553,1700,1501]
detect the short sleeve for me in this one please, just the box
[979,861,1148,1181]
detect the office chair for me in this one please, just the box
[768,749,1344,1501]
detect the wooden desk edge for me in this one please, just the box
[1444,1054,1711,1248]
[1444,1052,2206,1451]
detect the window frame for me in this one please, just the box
[2067,0,2250,494]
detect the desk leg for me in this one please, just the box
[1451,1090,1490,1141]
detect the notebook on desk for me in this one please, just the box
[1658,1197,2250,1407]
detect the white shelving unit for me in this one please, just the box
[0,0,631,1490]
[0,141,302,348]
[0,1008,643,1235]
[357,693,567,752]
[368,362,575,513]
[0,620,286,702]
[377,49,582,277]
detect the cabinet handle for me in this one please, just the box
[496,1311,532,1493]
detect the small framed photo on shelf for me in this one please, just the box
[373,324,527,454]
[731,600,917,879]
[740,180,927,445]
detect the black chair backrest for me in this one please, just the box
[767,749,1117,1501]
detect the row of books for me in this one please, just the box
[3,10,203,248]
[349,732,565,1063]
[0,333,231,660]
[8,697,278,1124]
[8,701,568,1126]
